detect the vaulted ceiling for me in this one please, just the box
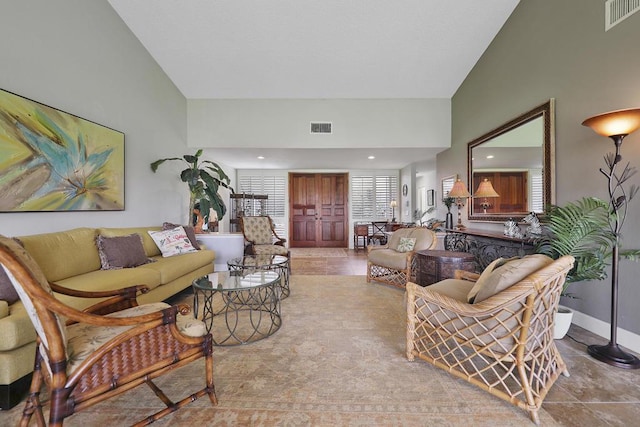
[108,0,520,169]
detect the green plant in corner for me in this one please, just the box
[150,149,234,225]
[536,196,640,297]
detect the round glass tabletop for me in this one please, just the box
[193,271,280,292]
[227,254,288,269]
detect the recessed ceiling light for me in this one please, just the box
[486,155,494,159]
[257,156,265,160]
[368,155,375,160]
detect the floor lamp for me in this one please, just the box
[448,179,470,230]
[582,107,640,369]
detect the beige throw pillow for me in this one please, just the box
[466,257,507,303]
[469,254,554,304]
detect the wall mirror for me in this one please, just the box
[467,99,555,222]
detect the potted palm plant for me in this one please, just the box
[536,197,640,338]
[150,150,234,230]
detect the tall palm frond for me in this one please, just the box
[536,197,614,289]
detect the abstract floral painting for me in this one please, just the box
[0,88,124,211]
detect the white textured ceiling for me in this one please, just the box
[107,0,519,168]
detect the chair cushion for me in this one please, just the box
[148,227,198,257]
[469,254,553,304]
[253,245,289,256]
[388,228,435,252]
[368,248,408,270]
[242,217,274,245]
[96,233,154,270]
[66,302,206,374]
[466,257,508,303]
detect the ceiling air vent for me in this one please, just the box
[605,0,640,31]
[310,122,332,134]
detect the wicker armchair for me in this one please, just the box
[406,255,574,425]
[0,236,217,427]
[367,227,436,288]
[240,215,289,257]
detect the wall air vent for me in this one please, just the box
[606,0,640,31]
[310,122,332,134]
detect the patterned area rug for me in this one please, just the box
[1,276,560,426]
[289,247,347,257]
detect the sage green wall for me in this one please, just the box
[439,1,640,339]
[0,0,231,236]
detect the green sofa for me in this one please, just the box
[0,226,215,409]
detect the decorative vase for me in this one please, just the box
[554,305,574,339]
[445,212,454,230]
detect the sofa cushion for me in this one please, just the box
[470,254,554,304]
[96,234,154,270]
[98,227,162,257]
[139,250,215,284]
[148,227,198,257]
[163,222,200,250]
[18,228,101,281]
[0,302,38,351]
[54,268,163,311]
[0,300,8,320]
[0,266,19,304]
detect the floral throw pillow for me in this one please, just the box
[397,237,417,253]
[162,222,200,250]
[148,226,198,257]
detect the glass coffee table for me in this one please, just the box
[192,271,282,345]
[227,254,290,298]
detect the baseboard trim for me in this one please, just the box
[571,309,640,354]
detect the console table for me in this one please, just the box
[444,228,538,270]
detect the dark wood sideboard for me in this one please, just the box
[416,250,477,286]
[443,228,538,270]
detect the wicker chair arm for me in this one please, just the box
[407,281,532,318]
[367,244,389,254]
[50,282,150,298]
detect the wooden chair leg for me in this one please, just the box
[20,350,45,427]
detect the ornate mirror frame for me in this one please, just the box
[467,99,555,222]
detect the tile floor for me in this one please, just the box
[292,248,640,427]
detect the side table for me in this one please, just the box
[416,250,477,286]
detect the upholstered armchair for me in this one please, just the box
[367,227,436,288]
[406,254,574,425]
[0,235,217,427]
[240,215,289,257]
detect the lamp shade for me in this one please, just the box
[389,200,398,208]
[474,179,499,198]
[582,108,640,137]
[448,179,470,198]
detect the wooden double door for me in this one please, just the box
[289,173,348,248]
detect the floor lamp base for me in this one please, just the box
[588,343,640,369]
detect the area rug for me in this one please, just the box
[289,247,347,258]
[1,276,560,426]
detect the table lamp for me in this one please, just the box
[473,178,500,214]
[390,200,398,223]
[447,179,471,230]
